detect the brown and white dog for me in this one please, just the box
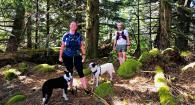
[89,62,115,87]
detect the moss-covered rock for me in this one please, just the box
[117,59,142,79]
[83,68,91,76]
[18,62,28,73]
[32,64,55,73]
[94,81,114,98]
[154,66,176,105]
[3,69,18,81]
[138,52,153,63]
[180,51,191,57]
[6,94,26,105]
[149,48,160,57]
[162,47,184,64]
[162,48,175,56]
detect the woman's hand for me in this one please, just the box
[59,57,63,62]
[113,46,116,51]
[127,45,130,49]
[82,55,86,63]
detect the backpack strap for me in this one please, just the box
[116,31,127,40]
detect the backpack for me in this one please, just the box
[116,31,127,40]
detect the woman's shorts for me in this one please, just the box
[116,44,127,52]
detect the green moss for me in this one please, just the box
[94,81,114,98]
[50,47,60,52]
[32,64,55,73]
[154,66,176,105]
[117,59,142,79]
[149,48,160,57]
[180,51,191,57]
[155,66,163,73]
[0,45,6,52]
[159,86,176,105]
[18,62,28,73]
[6,95,26,105]
[138,52,153,63]
[83,68,91,76]
[3,69,18,81]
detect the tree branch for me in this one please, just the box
[0,24,13,27]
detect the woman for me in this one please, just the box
[59,21,89,94]
[113,22,130,65]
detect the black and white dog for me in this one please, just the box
[89,62,115,87]
[42,71,72,105]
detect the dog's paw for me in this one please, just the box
[64,97,69,101]
[42,98,46,105]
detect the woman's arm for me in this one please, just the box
[81,41,86,62]
[59,42,65,62]
[125,30,130,49]
[113,31,117,51]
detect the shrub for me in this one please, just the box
[117,59,142,79]
[94,81,114,98]
[108,51,117,61]
[154,66,176,105]
[32,64,55,72]
[18,62,28,73]
[6,95,26,105]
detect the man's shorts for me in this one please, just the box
[116,44,127,52]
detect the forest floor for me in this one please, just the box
[0,60,195,105]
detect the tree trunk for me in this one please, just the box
[85,0,99,58]
[45,0,50,49]
[175,0,191,51]
[157,0,171,50]
[134,0,141,57]
[6,0,25,52]
[27,16,32,48]
[149,0,152,49]
[76,0,82,31]
[35,0,39,49]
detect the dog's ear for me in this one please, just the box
[64,71,69,76]
[92,63,96,68]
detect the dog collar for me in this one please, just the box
[92,67,101,76]
[92,70,98,76]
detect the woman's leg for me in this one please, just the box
[118,52,123,65]
[63,55,74,88]
[74,56,88,90]
[122,51,127,63]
